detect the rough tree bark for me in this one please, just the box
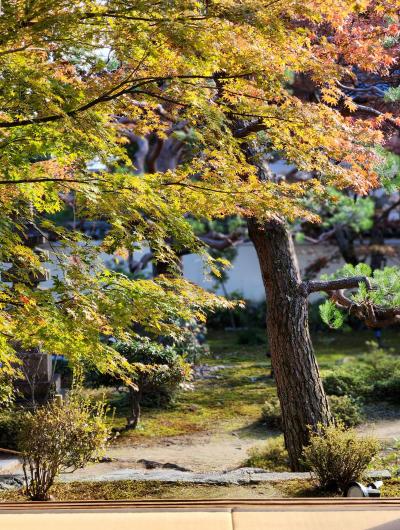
[247,216,332,470]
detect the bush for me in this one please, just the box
[323,365,373,398]
[112,339,191,429]
[261,397,282,429]
[0,412,22,450]
[260,395,363,431]
[172,320,209,364]
[373,375,400,403]
[302,423,380,492]
[19,395,110,501]
[329,395,364,427]
[87,338,191,429]
[245,436,289,471]
[323,352,400,403]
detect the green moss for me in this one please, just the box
[0,480,288,502]
[3,477,400,502]
[0,479,346,502]
[109,329,399,442]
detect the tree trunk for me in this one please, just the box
[334,226,359,265]
[369,221,386,271]
[126,386,141,430]
[248,217,331,470]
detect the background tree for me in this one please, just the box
[110,339,190,430]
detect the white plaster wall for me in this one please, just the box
[182,243,265,301]
[36,240,400,302]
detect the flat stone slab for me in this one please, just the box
[365,469,391,480]
[59,468,313,485]
[0,467,392,490]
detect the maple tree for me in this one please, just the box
[1,0,400,468]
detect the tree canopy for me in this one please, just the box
[1,0,399,379]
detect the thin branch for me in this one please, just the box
[233,119,266,138]
[302,227,337,244]
[0,72,254,129]
[0,447,21,455]
[337,81,386,98]
[0,177,104,186]
[376,198,400,224]
[0,45,31,56]
[163,180,249,195]
[81,12,207,23]
[355,104,400,131]
[133,90,188,108]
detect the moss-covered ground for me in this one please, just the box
[109,329,399,443]
[1,477,400,502]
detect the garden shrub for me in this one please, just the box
[115,339,190,404]
[245,436,289,471]
[329,395,364,427]
[302,423,380,492]
[323,365,373,398]
[0,371,15,410]
[373,375,400,403]
[0,412,22,450]
[18,395,110,501]
[261,395,363,431]
[111,339,191,429]
[261,397,282,429]
[172,320,209,364]
[87,338,190,410]
[323,352,400,403]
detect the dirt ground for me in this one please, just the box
[358,418,400,440]
[62,415,400,481]
[2,415,400,484]
[66,431,269,481]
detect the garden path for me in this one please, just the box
[61,416,400,482]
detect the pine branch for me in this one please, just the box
[301,275,372,295]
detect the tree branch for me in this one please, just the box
[0,72,254,129]
[0,177,104,186]
[199,231,242,250]
[81,12,207,23]
[301,275,372,296]
[355,104,400,131]
[302,275,400,328]
[233,119,266,138]
[376,198,400,224]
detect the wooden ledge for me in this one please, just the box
[1,499,399,530]
[1,498,400,510]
